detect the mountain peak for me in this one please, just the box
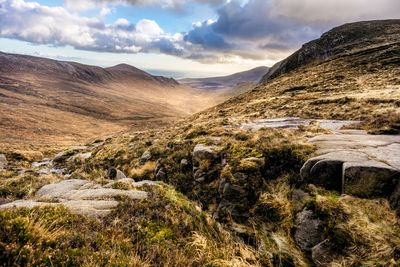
[259,19,400,85]
[106,63,148,75]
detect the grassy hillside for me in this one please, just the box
[0,52,222,146]
[1,20,400,266]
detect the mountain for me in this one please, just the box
[220,19,400,125]
[259,19,400,84]
[0,52,221,145]
[1,20,400,266]
[179,66,269,91]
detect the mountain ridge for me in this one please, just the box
[0,51,221,145]
[260,19,400,84]
[179,66,269,91]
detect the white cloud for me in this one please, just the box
[0,0,174,54]
[64,0,224,11]
[100,7,111,16]
[135,19,163,36]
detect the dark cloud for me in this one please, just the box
[2,0,400,65]
[184,21,231,50]
[182,0,318,60]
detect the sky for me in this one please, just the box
[0,0,399,78]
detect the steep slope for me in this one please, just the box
[0,52,220,145]
[179,66,269,91]
[260,19,400,84]
[210,19,400,126]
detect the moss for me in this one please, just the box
[305,195,353,251]
[255,193,290,224]
[235,159,261,172]
[110,181,133,190]
[0,175,61,200]
[226,143,263,163]
[185,127,208,139]
[0,206,120,266]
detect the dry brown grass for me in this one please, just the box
[0,52,227,147]
[186,41,400,132]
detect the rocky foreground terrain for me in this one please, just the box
[0,20,400,266]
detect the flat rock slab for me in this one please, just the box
[0,179,150,218]
[0,199,118,217]
[302,131,400,204]
[239,117,357,131]
[308,134,400,170]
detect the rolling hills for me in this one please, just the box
[179,66,269,91]
[0,52,222,145]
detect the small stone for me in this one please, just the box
[243,157,265,167]
[294,210,323,252]
[180,159,189,171]
[194,169,206,182]
[156,167,167,180]
[193,144,218,162]
[107,168,126,180]
[0,154,8,169]
[140,150,151,164]
[292,189,311,212]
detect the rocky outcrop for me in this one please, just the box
[53,146,88,162]
[301,132,400,212]
[0,154,8,169]
[0,179,151,217]
[193,144,219,162]
[294,210,323,252]
[215,158,265,221]
[259,20,400,84]
[239,117,357,131]
[155,162,167,180]
[107,168,126,180]
[192,144,220,183]
[301,150,400,198]
[140,150,151,165]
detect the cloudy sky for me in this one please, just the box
[0,0,399,78]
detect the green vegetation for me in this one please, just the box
[0,185,264,266]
